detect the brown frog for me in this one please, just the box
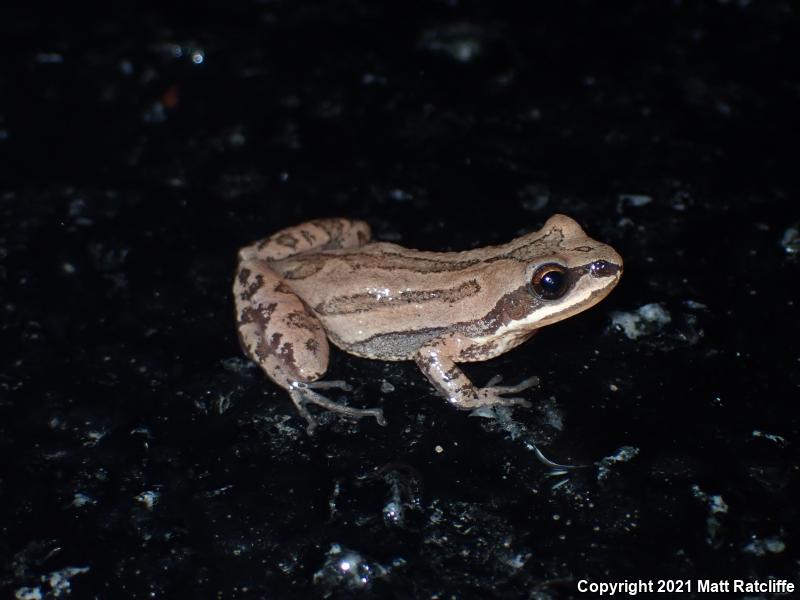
[234,215,622,432]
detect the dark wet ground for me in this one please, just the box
[2,2,798,598]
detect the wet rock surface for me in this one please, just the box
[2,2,798,598]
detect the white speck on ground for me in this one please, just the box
[743,535,786,556]
[597,446,640,481]
[135,490,160,510]
[752,429,787,446]
[15,566,90,599]
[617,194,653,210]
[780,223,800,255]
[611,303,671,339]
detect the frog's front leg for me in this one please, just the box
[413,337,537,409]
[234,258,385,433]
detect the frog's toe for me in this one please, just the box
[476,376,537,408]
[494,375,540,394]
[287,390,319,434]
[485,374,504,387]
[473,390,532,408]
[488,395,532,408]
[483,375,540,395]
[299,379,353,392]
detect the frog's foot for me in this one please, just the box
[472,375,540,408]
[288,381,386,434]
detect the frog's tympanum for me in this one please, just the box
[234,216,622,432]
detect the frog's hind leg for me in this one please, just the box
[288,382,387,434]
[239,218,371,262]
[235,257,384,433]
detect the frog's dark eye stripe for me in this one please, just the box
[531,263,568,300]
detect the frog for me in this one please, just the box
[234,215,622,433]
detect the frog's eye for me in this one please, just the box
[531,264,568,300]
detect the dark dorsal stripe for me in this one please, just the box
[314,279,482,316]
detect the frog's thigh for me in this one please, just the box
[240,218,371,262]
[235,259,329,386]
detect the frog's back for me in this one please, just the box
[270,241,528,360]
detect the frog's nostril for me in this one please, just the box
[589,260,620,278]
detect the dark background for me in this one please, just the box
[1,1,798,598]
